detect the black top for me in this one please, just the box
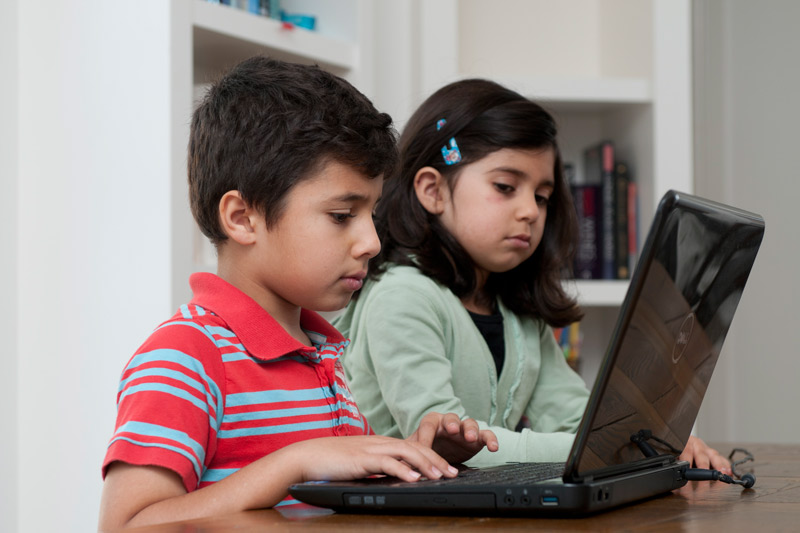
[467,309,505,374]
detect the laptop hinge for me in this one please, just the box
[565,454,676,483]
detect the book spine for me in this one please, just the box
[571,184,602,279]
[600,143,616,279]
[627,180,638,275]
[615,162,630,279]
[269,0,281,19]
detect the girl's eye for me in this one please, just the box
[494,183,515,193]
[330,212,355,224]
[536,194,551,206]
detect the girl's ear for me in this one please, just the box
[218,190,258,245]
[413,166,449,215]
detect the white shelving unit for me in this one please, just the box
[414,0,693,385]
[565,280,630,308]
[192,0,359,78]
[172,0,693,386]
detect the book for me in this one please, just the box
[614,161,631,279]
[567,322,581,372]
[571,183,602,280]
[583,141,616,279]
[553,323,582,373]
[627,179,638,275]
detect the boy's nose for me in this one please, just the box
[355,219,381,259]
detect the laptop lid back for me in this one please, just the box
[564,190,765,482]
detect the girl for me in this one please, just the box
[335,78,729,471]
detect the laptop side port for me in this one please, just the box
[540,495,559,506]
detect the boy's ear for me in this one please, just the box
[218,190,258,245]
[413,166,448,215]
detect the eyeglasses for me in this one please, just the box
[729,447,754,479]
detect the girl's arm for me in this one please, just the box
[524,322,591,435]
[409,411,499,463]
[346,277,587,465]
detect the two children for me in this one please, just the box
[101,58,729,529]
[335,78,731,473]
[98,57,497,530]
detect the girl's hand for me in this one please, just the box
[294,435,460,483]
[680,436,731,475]
[407,412,499,465]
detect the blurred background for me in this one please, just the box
[2,0,798,531]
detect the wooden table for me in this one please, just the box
[120,443,799,532]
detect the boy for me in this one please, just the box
[98,57,498,530]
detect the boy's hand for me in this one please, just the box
[680,436,732,475]
[294,435,461,483]
[407,412,499,465]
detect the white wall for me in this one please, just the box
[693,0,800,443]
[7,1,175,531]
[1,2,20,532]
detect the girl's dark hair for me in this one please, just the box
[368,78,582,327]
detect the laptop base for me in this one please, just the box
[290,461,688,516]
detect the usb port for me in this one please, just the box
[541,496,559,506]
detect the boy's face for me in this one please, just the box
[251,160,382,313]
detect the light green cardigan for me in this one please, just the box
[334,264,590,466]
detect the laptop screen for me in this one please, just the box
[566,191,764,479]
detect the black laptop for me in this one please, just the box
[290,190,765,516]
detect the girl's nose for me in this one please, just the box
[518,195,541,222]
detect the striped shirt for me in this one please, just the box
[102,272,370,505]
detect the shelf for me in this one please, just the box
[192,0,357,77]
[490,75,652,113]
[564,280,630,307]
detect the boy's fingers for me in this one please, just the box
[408,440,459,478]
[377,456,423,483]
[390,441,455,480]
[411,412,441,448]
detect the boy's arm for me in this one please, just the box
[99,434,463,530]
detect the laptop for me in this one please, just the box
[290,190,765,516]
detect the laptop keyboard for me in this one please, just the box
[420,462,565,486]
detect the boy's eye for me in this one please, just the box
[330,212,355,224]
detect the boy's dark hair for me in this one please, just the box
[189,56,397,245]
[369,78,582,327]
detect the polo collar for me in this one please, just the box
[188,272,345,362]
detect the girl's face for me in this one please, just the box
[439,147,555,286]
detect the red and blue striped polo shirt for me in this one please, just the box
[102,272,371,505]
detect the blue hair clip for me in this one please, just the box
[437,118,462,165]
